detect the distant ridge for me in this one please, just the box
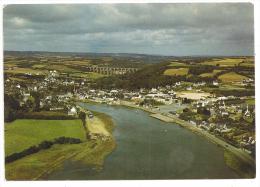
[4,50,252,59]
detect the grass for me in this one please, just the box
[163,68,189,76]
[4,63,18,68]
[239,62,254,67]
[32,64,47,69]
[218,72,248,83]
[70,72,106,79]
[5,111,116,180]
[201,58,245,67]
[63,60,90,66]
[6,139,115,180]
[168,62,187,67]
[18,111,77,120]
[9,77,27,82]
[46,64,79,73]
[199,69,223,78]
[224,150,255,178]
[5,119,85,156]
[246,99,255,105]
[219,84,246,90]
[5,67,47,75]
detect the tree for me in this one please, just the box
[197,107,211,116]
[31,91,41,112]
[25,96,35,111]
[79,111,87,128]
[5,94,19,110]
[4,94,20,122]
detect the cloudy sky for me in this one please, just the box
[4,3,254,56]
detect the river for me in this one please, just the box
[47,103,239,179]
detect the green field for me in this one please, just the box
[63,60,91,66]
[246,98,255,105]
[5,119,85,156]
[218,72,248,83]
[200,58,245,67]
[199,69,223,78]
[239,62,254,67]
[5,67,47,75]
[32,64,47,69]
[6,139,115,180]
[5,112,116,180]
[70,72,106,79]
[163,68,189,76]
[168,61,187,67]
[45,64,79,73]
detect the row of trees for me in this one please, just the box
[5,137,82,163]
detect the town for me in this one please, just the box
[3,3,256,182]
[4,52,255,157]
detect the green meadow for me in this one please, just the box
[5,119,85,156]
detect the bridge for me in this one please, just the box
[85,66,139,75]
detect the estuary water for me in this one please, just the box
[47,103,239,180]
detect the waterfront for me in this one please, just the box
[47,103,239,179]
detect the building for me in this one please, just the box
[68,107,77,116]
[244,105,251,117]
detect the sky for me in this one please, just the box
[3,3,254,56]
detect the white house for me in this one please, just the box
[68,107,77,116]
[244,105,251,117]
[213,81,219,86]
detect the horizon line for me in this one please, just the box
[4,50,254,57]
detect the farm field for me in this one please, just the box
[163,68,189,76]
[199,69,223,78]
[45,64,79,73]
[5,111,115,180]
[218,72,249,83]
[63,60,91,66]
[239,62,254,67]
[70,72,106,79]
[5,67,48,75]
[5,139,115,180]
[200,58,245,67]
[5,119,85,156]
[32,64,47,69]
[246,98,255,105]
[168,61,187,67]
[219,84,246,90]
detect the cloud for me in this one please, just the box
[3,3,254,56]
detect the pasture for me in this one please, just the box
[5,67,47,75]
[163,68,189,76]
[199,69,223,78]
[218,72,248,83]
[168,62,187,67]
[5,119,85,156]
[45,64,79,73]
[201,58,245,67]
[70,72,106,79]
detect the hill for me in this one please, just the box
[94,62,187,89]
